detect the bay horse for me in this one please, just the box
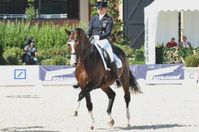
[65,28,141,130]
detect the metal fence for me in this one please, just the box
[0,14,67,19]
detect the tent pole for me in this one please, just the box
[179,10,184,43]
[178,12,181,43]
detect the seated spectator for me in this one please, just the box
[166,37,178,48]
[179,35,192,48]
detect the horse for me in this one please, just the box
[65,28,141,130]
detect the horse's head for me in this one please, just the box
[65,28,90,66]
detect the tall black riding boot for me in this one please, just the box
[73,83,79,89]
[110,61,122,88]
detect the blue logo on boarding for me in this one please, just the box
[14,69,26,79]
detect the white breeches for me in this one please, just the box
[93,39,114,62]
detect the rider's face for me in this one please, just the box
[97,7,108,15]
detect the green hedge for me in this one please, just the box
[0,21,145,65]
[0,20,71,49]
[185,55,199,67]
[157,46,199,66]
[2,47,23,65]
[1,44,144,65]
[0,21,78,65]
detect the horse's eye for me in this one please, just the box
[75,40,79,44]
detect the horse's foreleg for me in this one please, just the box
[102,87,115,127]
[124,90,131,127]
[74,101,81,116]
[85,93,94,130]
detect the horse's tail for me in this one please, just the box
[129,69,142,94]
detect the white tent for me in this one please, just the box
[144,0,199,64]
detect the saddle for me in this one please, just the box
[101,48,111,68]
[95,43,122,70]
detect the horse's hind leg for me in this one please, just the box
[85,93,94,130]
[101,86,116,127]
[123,86,131,127]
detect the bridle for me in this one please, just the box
[67,30,94,62]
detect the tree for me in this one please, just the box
[25,0,38,20]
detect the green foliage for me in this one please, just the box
[41,59,54,65]
[27,0,35,2]
[41,56,69,65]
[0,19,144,65]
[37,47,70,65]
[25,4,38,20]
[0,21,71,50]
[135,48,144,61]
[178,47,195,58]
[2,47,23,65]
[0,21,74,65]
[185,55,199,67]
[158,46,199,64]
[115,44,144,64]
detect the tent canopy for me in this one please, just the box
[144,0,199,64]
[145,0,199,12]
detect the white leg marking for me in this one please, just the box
[126,107,130,125]
[89,111,95,128]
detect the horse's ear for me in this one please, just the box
[65,29,71,36]
[76,28,82,36]
[77,30,81,36]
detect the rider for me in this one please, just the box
[73,0,121,88]
[88,0,121,87]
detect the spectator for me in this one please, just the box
[166,37,177,48]
[179,35,192,48]
[22,38,37,65]
[30,41,38,64]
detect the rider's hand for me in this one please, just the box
[94,35,100,40]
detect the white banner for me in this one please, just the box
[0,66,39,86]
[183,67,199,84]
[0,65,198,86]
[39,66,77,86]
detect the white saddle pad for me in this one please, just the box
[113,53,122,68]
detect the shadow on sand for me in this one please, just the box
[0,126,59,132]
[97,123,193,131]
[117,123,192,130]
[6,95,40,98]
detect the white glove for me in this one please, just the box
[94,35,100,40]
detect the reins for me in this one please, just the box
[78,44,94,62]
[77,35,95,62]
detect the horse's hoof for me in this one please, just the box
[126,124,131,128]
[90,126,94,130]
[74,111,78,116]
[108,119,115,128]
